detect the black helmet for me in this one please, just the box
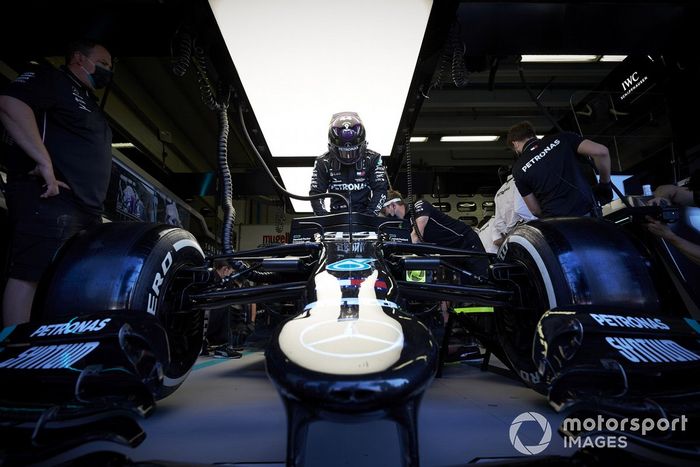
[328,111,366,165]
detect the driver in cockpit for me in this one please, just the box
[309,112,387,216]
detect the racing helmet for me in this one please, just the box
[328,111,366,165]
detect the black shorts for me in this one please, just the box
[5,178,102,282]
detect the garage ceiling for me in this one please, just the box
[1,1,698,209]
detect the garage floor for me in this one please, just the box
[39,350,580,466]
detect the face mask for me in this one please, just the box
[82,57,113,89]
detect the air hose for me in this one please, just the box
[404,130,424,242]
[171,31,237,254]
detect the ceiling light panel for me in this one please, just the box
[440,135,499,142]
[278,166,327,213]
[209,0,433,159]
[521,55,599,63]
[599,55,628,62]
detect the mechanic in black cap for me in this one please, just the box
[0,39,113,325]
[309,111,387,215]
[506,121,612,218]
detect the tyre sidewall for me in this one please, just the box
[129,229,205,396]
[497,227,570,392]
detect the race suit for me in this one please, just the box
[309,149,387,215]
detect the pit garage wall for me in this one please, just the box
[238,224,292,251]
[420,193,495,227]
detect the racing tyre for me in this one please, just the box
[33,222,206,398]
[497,217,660,392]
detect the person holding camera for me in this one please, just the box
[645,170,700,265]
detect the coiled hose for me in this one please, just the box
[192,43,219,112]
[450,24,469,88]
[425,38,451,96]
[424,22,468,97]
[171,30,192,78]
[216,101,237,254]
[171,32,237,254]
[404,130,424,242]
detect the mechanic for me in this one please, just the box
[506,121,612,218]
[309,111,387,215]
[204,260,258,358]
[203,259,233,352]
[0,39,113,326]
[492,165,535,248]
[382,189,484,253]
[646,170,700,265]
[384,190,488,362]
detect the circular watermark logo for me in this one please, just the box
[509,411,552,455]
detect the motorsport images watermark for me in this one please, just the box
[509,411,688,454]
[509,412,552,455]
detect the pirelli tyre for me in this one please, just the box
[33,222,206,398]
[496,217,660,392]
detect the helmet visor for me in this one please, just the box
[334,144,363,164]
[330,123,363,144]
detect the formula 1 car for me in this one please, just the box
[1,200,700,465]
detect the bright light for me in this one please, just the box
[278,166,328,213]
[410,136,428,143]
[209,0,433,158]
[521,55,599,63]
[440,135,500,142]
[111,142,135,148]
[600,55,627,62]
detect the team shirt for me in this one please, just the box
[1,64,112,213]
[309,150,387,215]
[309,149,388,216]
[512,133,594,217]
[412,199,480,250]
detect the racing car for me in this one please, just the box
[1,198,700,466]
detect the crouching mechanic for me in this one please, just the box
[383,190,487,277]
[384,190,487,266]
[383,190,483,250]
[309,112,387,215]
